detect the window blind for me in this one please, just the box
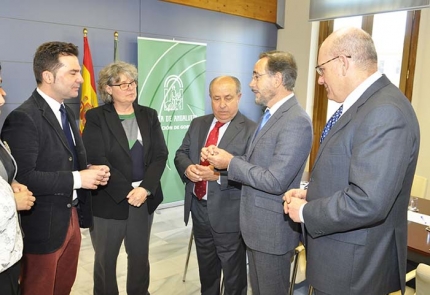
[309,0,429,21]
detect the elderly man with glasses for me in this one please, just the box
[284,27,420,295]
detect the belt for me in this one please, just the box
[72,198,79,207]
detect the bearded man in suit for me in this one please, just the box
[203,52,313,295]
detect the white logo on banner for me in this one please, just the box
[163,75,183,112]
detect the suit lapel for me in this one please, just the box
[312,75,392,170]
[134,104,151,161]
[199,115,215,150]
[65,104,87,169]
[313,111,353,169]
[32,92,71,154]
[103,103,131,158]
[248,96,298,155]
[218,112,245,149]
[33,91,87,169]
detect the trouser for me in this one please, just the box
[191,196,247,295]
[20,208,81,295]
[247,246,293,295]
[90,202,153,295]
[0,260,21,295]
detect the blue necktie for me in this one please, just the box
[60,104,78,170]
[255,109,271,136]
[320,105,343,143]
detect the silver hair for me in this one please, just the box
[97,61,138,103]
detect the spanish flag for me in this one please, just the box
[79,28,98,134]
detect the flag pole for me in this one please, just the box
[114,31,119,62]
[79,27,98,134]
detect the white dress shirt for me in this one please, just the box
[36,88,81,199]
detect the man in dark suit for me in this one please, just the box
[285,27,420,295]
[203,52,313,295]
[175,76,256,295]
[1,41,110,295]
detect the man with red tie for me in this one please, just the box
[175,76,256,295]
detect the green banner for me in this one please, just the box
[137,37,207,204]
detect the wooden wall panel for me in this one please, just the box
[161,0,277,23]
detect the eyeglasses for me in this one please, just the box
[315,55,351,76]
[252,72,268,81]
[109,80,136,91]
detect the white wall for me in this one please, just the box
[277,0,314,112]
[277,0,316,172]
[278,2,430,199]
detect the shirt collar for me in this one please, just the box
[36,88,63,113]
[342,71,382,114]
[267,92,294,115]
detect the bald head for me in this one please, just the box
[317,27,379,103]
[323,27,378,73]
[209,76,241,96]
[209,75,242,123]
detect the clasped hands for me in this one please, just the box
[12,181,35,211]
[127,187,149,208]
[283,189,307,223]
[80,165,111,190]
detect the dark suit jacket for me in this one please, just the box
[82,102,168,218]
[1,89,92,254]
[228,96,313,255]
[304,75,420,295]
[174,112,256,233]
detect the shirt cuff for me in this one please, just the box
[72,171,81,189]
[299,203,306,223]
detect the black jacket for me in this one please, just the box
[82,102,168,219]
[1,90,92,254]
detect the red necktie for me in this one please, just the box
[194,121,225,200]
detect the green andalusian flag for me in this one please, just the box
[137,37,206,204]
